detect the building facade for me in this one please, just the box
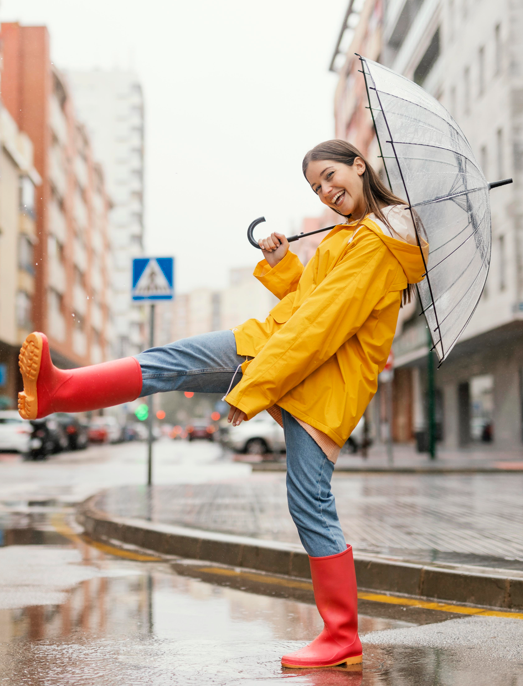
[0,23,114,374]
[331,0,523,450]
[0,106,41,409]
[67,69,146,359]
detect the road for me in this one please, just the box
[1,440,522,684]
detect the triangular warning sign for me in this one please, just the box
[133,259,172,297]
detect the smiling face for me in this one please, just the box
[305,158,367,219]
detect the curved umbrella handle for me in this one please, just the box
[247,217,336,250]
[247,216,266,249]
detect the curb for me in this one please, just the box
[77,493,523,612]
[251,463,521,473]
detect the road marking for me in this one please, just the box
[197,566,523,620]
[51,514,162,562]
[50,516,523,620]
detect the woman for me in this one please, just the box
[18,139,426,670]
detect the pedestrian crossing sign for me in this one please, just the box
[132,257,174,301]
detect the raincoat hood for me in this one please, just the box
[362,219,428,284]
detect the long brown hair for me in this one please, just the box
[302,139,414,305]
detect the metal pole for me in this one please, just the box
[427,329,437,460]
[147,303,155,486]
[386,378,394,465]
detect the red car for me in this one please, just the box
[185,421,216,441]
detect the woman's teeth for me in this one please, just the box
[333,191,345,206]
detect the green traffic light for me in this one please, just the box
[135,403,149,421]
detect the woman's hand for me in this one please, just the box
[228,405,247,427]
[258,232,289,268]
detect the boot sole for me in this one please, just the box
[281,654,362,669]
[18,332,43,420]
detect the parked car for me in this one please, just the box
[28,416,68,459]
[340,417,369,454]
[54,413,89,450]
[88,416,122,444]
[0,411,32,455]
[219,412,285,455]
[186,420,216,442]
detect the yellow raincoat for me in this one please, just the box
[225,215,427,447]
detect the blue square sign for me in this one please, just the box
[132,257,174,301]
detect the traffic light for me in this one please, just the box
[135,404,149,421]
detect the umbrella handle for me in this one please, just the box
[247,216,337,249]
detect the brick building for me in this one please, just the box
[0,23,113,370]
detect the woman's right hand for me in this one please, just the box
[258,232,289,268]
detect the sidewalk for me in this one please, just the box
[248,442,523,472]
[78,468,523,611]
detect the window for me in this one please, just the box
[494,24,502,74]
[480,145,488,177]
[464,66,471,114]
[19,177,35,217]
[16,291,32,330]
[496,128,504,179]
[19,234,34,274]
[414,28,440,86]
[499,235,506,291]
[478,46,485,96]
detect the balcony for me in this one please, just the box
[48,199,67,244]
[50,95,68,146]
[73,284,87,316]
[91,267,103,294]
[73,238,88,273]
[75,154,88,190]
[48,257,66,294]
[91,303,103,332]
[73,328,87,357]
[74,192,88,232]
[49,145,67,200]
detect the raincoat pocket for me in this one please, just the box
[269,295,295,323]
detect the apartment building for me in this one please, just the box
[0,23,113,371]
[67,69,146,359]
[331,0,523,449]
[0,106,41,409]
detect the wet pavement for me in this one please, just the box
[95,471,523,570]
[1,441,523,683]
[1,501,523,685]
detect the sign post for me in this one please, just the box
[132,257,174,486]
[380,351,394,465]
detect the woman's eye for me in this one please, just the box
[326,171,334,180]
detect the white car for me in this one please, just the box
[0,411,32,454]
[220,412,286,455]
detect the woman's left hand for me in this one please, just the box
[228,405,247,426]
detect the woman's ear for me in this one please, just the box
[354,157,366,176]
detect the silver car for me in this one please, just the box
[220,412,286,455]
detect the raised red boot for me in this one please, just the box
[18,332,143,420]
[281,546,362,669]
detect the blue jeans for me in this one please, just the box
[135,330,346,557]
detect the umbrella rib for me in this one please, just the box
[437,262,486,328]
[366,65,445,361]
[384,140,485,188]
[359,57,393,191]
[427,210,488,274]
[368,86,474,158]
[429,204,489,255]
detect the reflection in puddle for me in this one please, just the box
[0,511,522,684]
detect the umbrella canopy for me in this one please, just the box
[359,55,510,364]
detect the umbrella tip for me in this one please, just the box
[488,178,513,190]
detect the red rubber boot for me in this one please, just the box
[18,332,143,420]
[281,546,362,669]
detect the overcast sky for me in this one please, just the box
[2,0,348,293]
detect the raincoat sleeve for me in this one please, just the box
[226,230,400,419]
[252,250,304,300]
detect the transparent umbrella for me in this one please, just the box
[358,55,512,364]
